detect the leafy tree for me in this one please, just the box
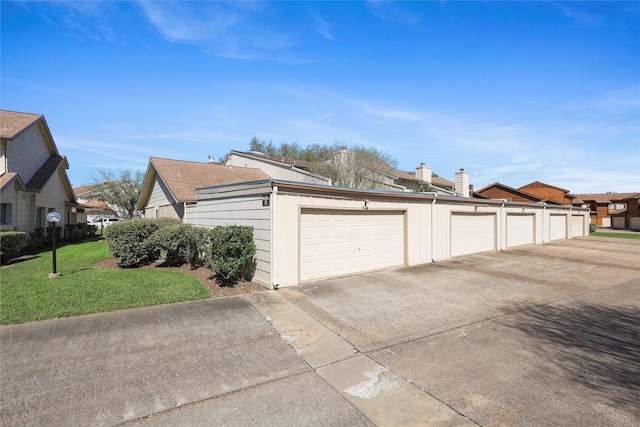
[84,169,144,219]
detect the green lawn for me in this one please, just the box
[591,232,640,240]
[0,239,210,325]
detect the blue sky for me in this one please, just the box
[2,1,639,193]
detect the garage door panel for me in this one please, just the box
[612,217,625,229]
[571,215,584,238]
[451,213,496,257]
[550,215,567,240]
[300,210,405,282]
[507,214,534,248]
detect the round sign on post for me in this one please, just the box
[47,212,62,278]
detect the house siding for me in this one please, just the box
[193,189,272,288]
[225,153,330,185]
[5,124,52,184]
[144,178,181,219]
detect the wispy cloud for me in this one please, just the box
[137,1,305,62]
[366,0,418,26]
[549,2,601,26]
[308,9,336,41]
[351,101,423,122]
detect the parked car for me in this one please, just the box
[97,217,120,228]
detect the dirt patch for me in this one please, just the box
[94,258,267,298]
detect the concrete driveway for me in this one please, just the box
[1,236,639,426]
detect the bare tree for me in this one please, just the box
[84,169,144,218]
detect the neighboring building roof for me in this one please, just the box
[226,150,315,170]
[138,157,271,208]
[476,182,543,201]
[25,155,67,191]
[519,181,571,194]
[572,193,639,204]
[0,110,43,140]
[0,172,26,191]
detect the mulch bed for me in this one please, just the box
[94,258,266,298]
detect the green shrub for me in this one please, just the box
[106,218,181,268]
[0,231,26,264]
[209,225,256,283]
[589,223,598,233]
[186,226,213,268]
[29,227,47,250]
[149,224,194,266]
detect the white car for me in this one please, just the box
[98,217,120,227]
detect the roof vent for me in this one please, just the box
[208,155,215,163]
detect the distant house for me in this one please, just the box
[572,193,636,227]
[608,194,640,230]
[223,151,332,185]
[136,157,270,222]
[73,184,117,223]
[0,110,77,234]
[519,181,574,205]
[475,181,571,205]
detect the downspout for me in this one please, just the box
[542,203,546,243]
[431,198,437,262]
[271,185,279,289]
[500,203,505,251]
[183,202,187,224]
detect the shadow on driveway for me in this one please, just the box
[499,302,640,416]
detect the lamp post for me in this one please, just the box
[47,211,61,278]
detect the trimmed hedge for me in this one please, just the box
[0,231,27,264]
[210,225,256,283]
[106,218,181,267]
[149,224,194,266]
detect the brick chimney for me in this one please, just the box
[455,168,470,197]
[415,163,432,184]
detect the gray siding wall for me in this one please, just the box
[6,124,52,183]
[226,154,330,185]
[144,178,182,220]
[193,195,271,287]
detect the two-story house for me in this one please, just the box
[0,110,77,234]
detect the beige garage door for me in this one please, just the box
[612,217,625,229]
[300,210,405,282]
[630,217,640,230]
[451,213,496,257]
[571,215,584,237]
[507,214,535,248]
[549,214,567,240]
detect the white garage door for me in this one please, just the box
[612,217,625,229]
[549,215,567,240]
[602,217,611,228]
[300,210,405,282]
[451,213,496,257]
[571,215,584,237]
[507,214,534,248]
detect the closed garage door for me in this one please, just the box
[630,217,640,230]
[571,215,584,237]
[451,213,496,257]
[549,215,567,240]
[300,210,405,282]
[612,217,625,229]
[507,214,534,248]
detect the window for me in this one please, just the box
[616,203,625,210]
[1,203,12,225]
[36,207,46,228]
[608,204,615,210]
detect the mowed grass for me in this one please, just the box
[591,232,640,240]
[0,239,210,325]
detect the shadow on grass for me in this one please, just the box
[499,303,640,415]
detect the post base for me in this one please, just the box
[48,272,61,279]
